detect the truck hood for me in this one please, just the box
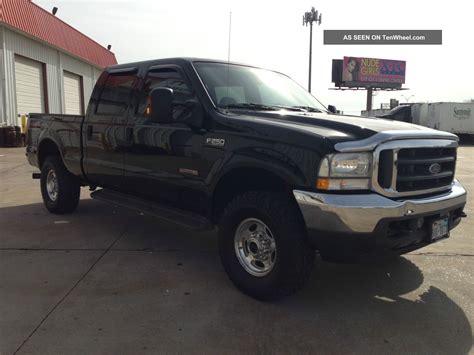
[235,110,452,144]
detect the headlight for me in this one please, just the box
[317,152,372,190]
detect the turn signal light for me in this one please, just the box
[317,178,329,190]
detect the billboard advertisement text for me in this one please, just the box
[342,57,406,84]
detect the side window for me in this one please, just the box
[96,73,136,116]
[137,68,193,120]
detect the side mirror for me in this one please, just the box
[328,105,337,114]
[182,99,204,129]
[150,87,174,122]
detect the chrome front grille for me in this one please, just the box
[372,139,458,197]
[396,147,456,192]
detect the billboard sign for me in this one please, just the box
[342,56,406,84]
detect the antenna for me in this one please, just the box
[225,11,232,111]
[228,11,232,62]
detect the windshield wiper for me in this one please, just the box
[220,103,277,111]
[268,104,309,112]
[221,103,309,112]
[291,106,322,113]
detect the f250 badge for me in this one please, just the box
[205,138,226,147]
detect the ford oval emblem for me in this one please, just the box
[429,163,442,174]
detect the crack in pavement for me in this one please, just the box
[0,248,109,252]
[12,222,130,355]
[0,248,469,256]
[0,247,213,253]
[0,163,30,175]
[409,252,474,257]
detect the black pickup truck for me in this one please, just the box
[26,58,467,301]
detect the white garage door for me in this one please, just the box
[63,71,83,115]
[14,55,45,117]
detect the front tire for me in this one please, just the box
[40,156,80,214]
[218,191,314,301]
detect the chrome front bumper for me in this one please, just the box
[293,180,467,234]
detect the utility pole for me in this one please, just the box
[303,7,322,93]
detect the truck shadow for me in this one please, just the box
[0,198,472,354]
[274,257,473,354]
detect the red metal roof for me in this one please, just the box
[0,0,117,68]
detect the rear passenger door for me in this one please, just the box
[83,69,137,189]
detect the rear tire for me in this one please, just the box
[40,156,80,214]
[218,191,314,301]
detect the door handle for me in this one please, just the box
[87,125,93,140]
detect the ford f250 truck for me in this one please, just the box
[26,58,467,301]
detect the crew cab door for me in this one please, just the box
[82,68,138,188]
[123,65,209,212]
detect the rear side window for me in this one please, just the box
[137,68,193,119]
[96,73,136,116]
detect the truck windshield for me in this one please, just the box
[194,62,327,113]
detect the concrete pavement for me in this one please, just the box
[0,147,472,354]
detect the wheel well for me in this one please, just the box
[212,168,292,222]
[38,139,61,169]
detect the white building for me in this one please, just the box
[0,0,117,127]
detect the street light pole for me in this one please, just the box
[402,94,414,103]
[303,7,322,93]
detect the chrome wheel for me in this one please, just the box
[46,169,59,201]
[234,218,277,277]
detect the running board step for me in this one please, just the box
[90,189,213,230]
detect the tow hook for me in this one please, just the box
[460,212,467,218]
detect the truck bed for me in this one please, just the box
[26,113,85,177]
